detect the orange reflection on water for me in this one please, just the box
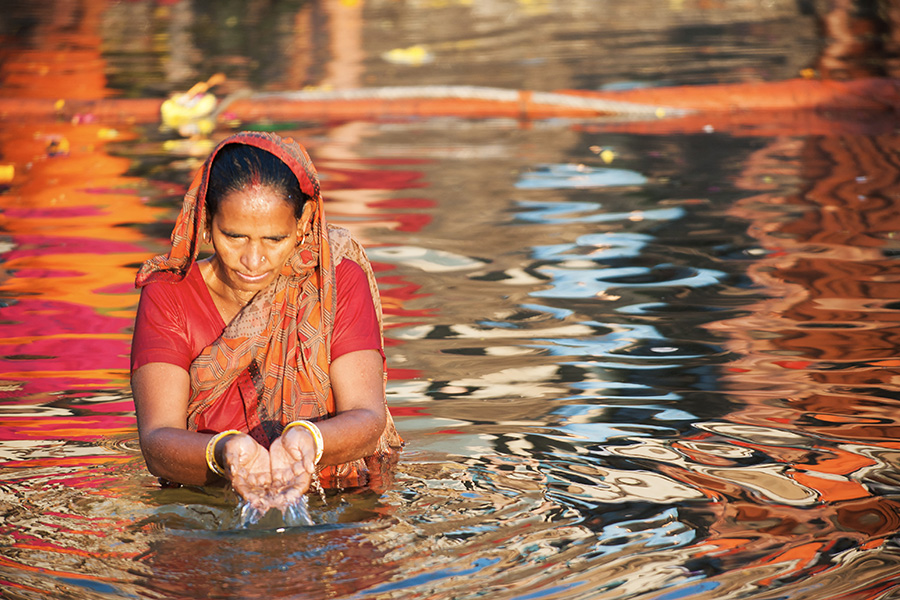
[0,0,109,101]
[681,131,900,588]
[0,120,165,440]
[720,134,900,433]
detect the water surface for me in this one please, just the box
[4,2,900,599]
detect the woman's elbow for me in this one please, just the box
[360,407,387,455]
[143,455,166,478]
[138,429,173,479]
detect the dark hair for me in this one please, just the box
[206,143,309,220]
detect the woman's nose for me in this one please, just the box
[241,244,266,270]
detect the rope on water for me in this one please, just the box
[252,85,688,117]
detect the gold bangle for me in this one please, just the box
[283,420,324,465]
[205,429,241,477]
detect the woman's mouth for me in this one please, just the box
[237,272,270,283]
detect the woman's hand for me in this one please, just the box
[268,427,316,510]
[219,431,314,513]
[221,434,275,512]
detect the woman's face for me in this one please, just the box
[208,184,310,295]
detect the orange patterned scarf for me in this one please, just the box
[136,131,400,487]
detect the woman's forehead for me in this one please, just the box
[215,186,298,226]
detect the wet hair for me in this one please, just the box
[206,143,310,220]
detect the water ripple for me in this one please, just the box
[516,199,684,225]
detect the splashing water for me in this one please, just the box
[237,495,314,528]
[237,500,264,527]
[283,498,314,527]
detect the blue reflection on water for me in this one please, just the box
[515,164,649,189]
[533,232,652,261]
[553,404,696,422]
[362,557,501,595]
[531,322,704,359]
[592,507,696,556]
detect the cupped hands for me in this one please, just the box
[220,429,316,513]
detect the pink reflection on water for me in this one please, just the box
[0,121,159,448]
[0,300,132,336]
[0,126,437,450]
[4,234,148,260]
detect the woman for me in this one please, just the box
[131,131,401,513]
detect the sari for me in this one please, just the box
[136,131,402,488]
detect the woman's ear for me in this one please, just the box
[296,202,315,239]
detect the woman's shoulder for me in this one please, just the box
[142,262,204,292]
[138,263,209,315]
[328,225,371,270]
[335,257,363,278]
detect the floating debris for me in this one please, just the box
[160,73,225,137]
[382,45,434,65]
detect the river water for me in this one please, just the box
[4,1,900,599]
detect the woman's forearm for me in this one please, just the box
[141,426,217,486]
[133,363,219,486]
[320,349,389,466]
[313,406,387,467]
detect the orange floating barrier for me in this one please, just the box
[0,78,898,126]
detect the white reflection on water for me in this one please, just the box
[0,438,121,461]
[366,245,487,272]
[393,322,594,341]
[547,462,706,504]
[516,200,684,225]
[531,322,700,359]
[532,265,726,299]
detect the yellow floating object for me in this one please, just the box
[175,118,216,138]
[46,136,70,156]
[161,92,218,129]
[159,74,227,138]
[382,45,434,66]
[162,138,216,156]
[0,164,14,183]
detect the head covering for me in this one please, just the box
[136,130,322,286]
[137,131,400,487]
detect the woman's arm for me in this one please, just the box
[132,362,217,485]
[319,348,387,463]
[131,362,269,490]
[134,362,306,511]
[134,350,386,508]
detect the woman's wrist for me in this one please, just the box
[205,429,241,477]
[283,420,324,465]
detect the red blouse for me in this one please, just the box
[131,259,381,433]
